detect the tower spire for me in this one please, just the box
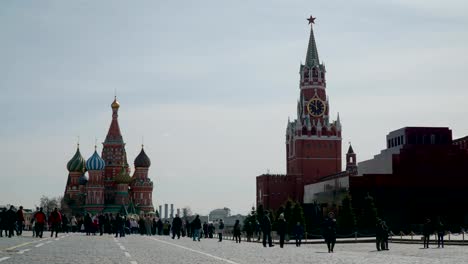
[305,16,320,67]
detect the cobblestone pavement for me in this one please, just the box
[1,231,467,264]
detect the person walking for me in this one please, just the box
[0,208,7,237]
[84,213,92,236]
[436,219,445,248]
[261,211,274,247]
[423,218,432,249]
[277,214,287,248]
[192,215,202,241]
[172,214,182,239]
[49,208,62,238]
[62,213,69,233]
[380,221,389,250]
[217,219,225,242]
[233,219,242,243]
[98,213,105,236]
[115,213,125,237]
[293,222,304,247]
[376,218,383,251]
[70,216,78,233]
[6,206,17,238]
[33,207,46,238]
[323,212,337,253]
[244,221,253,242]
[16,206,25,236]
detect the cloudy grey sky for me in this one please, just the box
[1,0,467,215]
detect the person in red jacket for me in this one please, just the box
[34,207,46,238]
[16,206,25,236]
[49,208,62,238]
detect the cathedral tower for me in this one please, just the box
[130,146,154,213]
[84,147,106,212]
[102,97,129,205]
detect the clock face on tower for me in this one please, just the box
[307,98,326,117]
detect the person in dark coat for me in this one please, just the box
[323,212,337,253]
[293,222,304,247]
[172,214,182,239]
[192,215,202,241]
[98,213,105,236]
[233,219,242,243]
[423,218,432,248]
[0,208,6,237]
[84,213,93,236]
[203,222,209,238]
[436,219,445,248]
[115,213,125,237]
[380,221,389,250]
[6,206,17,238]
[277,214,287,248]
[261,211,274,247]
[157,218,163,235]
[244,221,253,242]
[61,213,69,233]
[376,218,383,251]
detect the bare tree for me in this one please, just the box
[182,206,193,218]
[39,195,62,216]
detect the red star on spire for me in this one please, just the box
[307,16,316,25]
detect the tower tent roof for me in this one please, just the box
[305,16,320,68]
[347,144,354,154]
[105,97,124,144]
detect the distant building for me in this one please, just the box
[63,97,155,215]
[209,208,231,221]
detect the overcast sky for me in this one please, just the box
[1,0,468,215]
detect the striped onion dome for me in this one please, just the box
[86,149,105,171]
[79,172,89,185]
[115,166,132,184]
[67,147,86,172]
[134,147,151,168]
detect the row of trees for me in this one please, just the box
[247,193,379,236]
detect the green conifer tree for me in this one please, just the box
[337,195,356,234]
[357,193,378,233]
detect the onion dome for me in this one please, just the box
[86,149,105,171]
[134,146,151,168]
[67,146,86,172]
[115,166,132,184]
[111,96,120,109]
[79,172,89,185]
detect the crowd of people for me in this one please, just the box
[1,205,450,251]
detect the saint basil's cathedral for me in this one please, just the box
[63,97,154,215]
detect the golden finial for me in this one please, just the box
[111,96,120,109]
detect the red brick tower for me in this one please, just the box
[345,144,357,175]
[102,97,130,206]
[130,146,154,213]
[285,16,342,201]
[257,16,343,211]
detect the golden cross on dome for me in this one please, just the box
[307,16,316,24]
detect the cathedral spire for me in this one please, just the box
[105,97,124,143]
[305,16,320,67]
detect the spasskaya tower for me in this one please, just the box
[257,16,342,210]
